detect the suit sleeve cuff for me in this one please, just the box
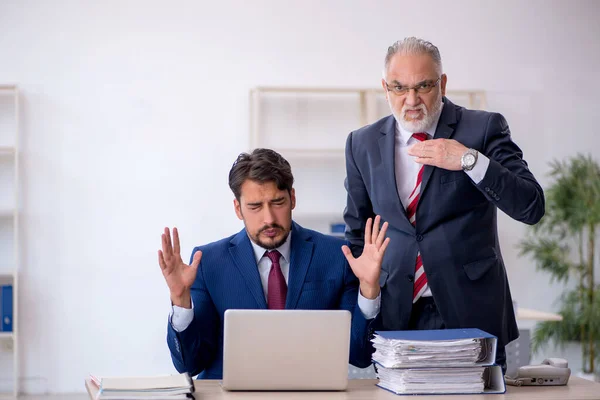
[465,152,490,184]
[357,291,380,320]
[170,301,194,332]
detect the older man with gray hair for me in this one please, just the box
[343,37,545,372]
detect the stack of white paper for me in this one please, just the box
[377,367,485,394]
[92,373,194,400]
[372,336,483,368]
[372,329,505,395]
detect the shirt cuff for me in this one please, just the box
[465,152,490,184]
[357,291,381,320]
[170,302,194,332]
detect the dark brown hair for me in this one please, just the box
[228,148,294,201]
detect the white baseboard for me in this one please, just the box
[0,376,48,395]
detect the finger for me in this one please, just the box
[190,250,202,270]
[407,143,421,156]
[410,141,436,152]
[421,139,438,148]
[165,227,173,248]
[341,245,355,264]
[173,227,181,256]
[164,227,173,257]
[375,221,389,248]
[426,142,443,158]
[161,233,171,260]
[158,250,168,270]
[371,215,381,244]
[409,148,433,159]
[413,157,435,166]
[379,237,391,256]
[416,146,435,159]
[364,218,373,245]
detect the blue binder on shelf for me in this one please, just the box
[329,222,345,239]
[1,285,13,332]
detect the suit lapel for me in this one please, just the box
[229,230,267,309]
[286,223,313,309]
[379,117,416,233]
[419,98,458,199]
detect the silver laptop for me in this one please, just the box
[222,309,351,391]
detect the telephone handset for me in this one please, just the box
[505,358,571,386]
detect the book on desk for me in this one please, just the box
[372,328,506,395]
[87,372,194,399]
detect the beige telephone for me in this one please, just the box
[505,358,571,386]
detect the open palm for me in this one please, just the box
[158,227,201,304]
[342,215,390,289]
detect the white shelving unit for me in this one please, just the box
[0,84,19,397]
[249,86,487,237]
[249,87,487,152]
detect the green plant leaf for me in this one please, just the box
[521,154,600,372]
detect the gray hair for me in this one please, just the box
[384,37,443,76]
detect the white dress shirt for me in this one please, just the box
[170,232,380,332]
[394,103,490,297]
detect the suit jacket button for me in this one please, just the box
[407,274,414,282]
[416,234,423,242]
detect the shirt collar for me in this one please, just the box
[395,101,444,144]
[249,230,292,265]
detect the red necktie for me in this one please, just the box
[406,132,428,303]
[265,250,287,309]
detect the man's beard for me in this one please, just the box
[249,223,290,250]
[392,90,443,133]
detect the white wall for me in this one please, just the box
[0,0,599,393]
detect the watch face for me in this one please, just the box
[464,154,475,166]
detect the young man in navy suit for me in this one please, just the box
[159,148,389,379]
[343,37,545,372]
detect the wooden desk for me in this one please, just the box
[516,307,562,321]
[85,377,600,399]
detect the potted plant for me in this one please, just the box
[519,154,600,378]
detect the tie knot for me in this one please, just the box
[265,250,281,264]
[412,132,428,142]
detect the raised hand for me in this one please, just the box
[158,227,201,308]
[342,215,390,299]
[407,138,468,170]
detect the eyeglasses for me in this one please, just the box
[384,77,441,96]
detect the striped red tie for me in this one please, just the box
[406,132,428,303]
